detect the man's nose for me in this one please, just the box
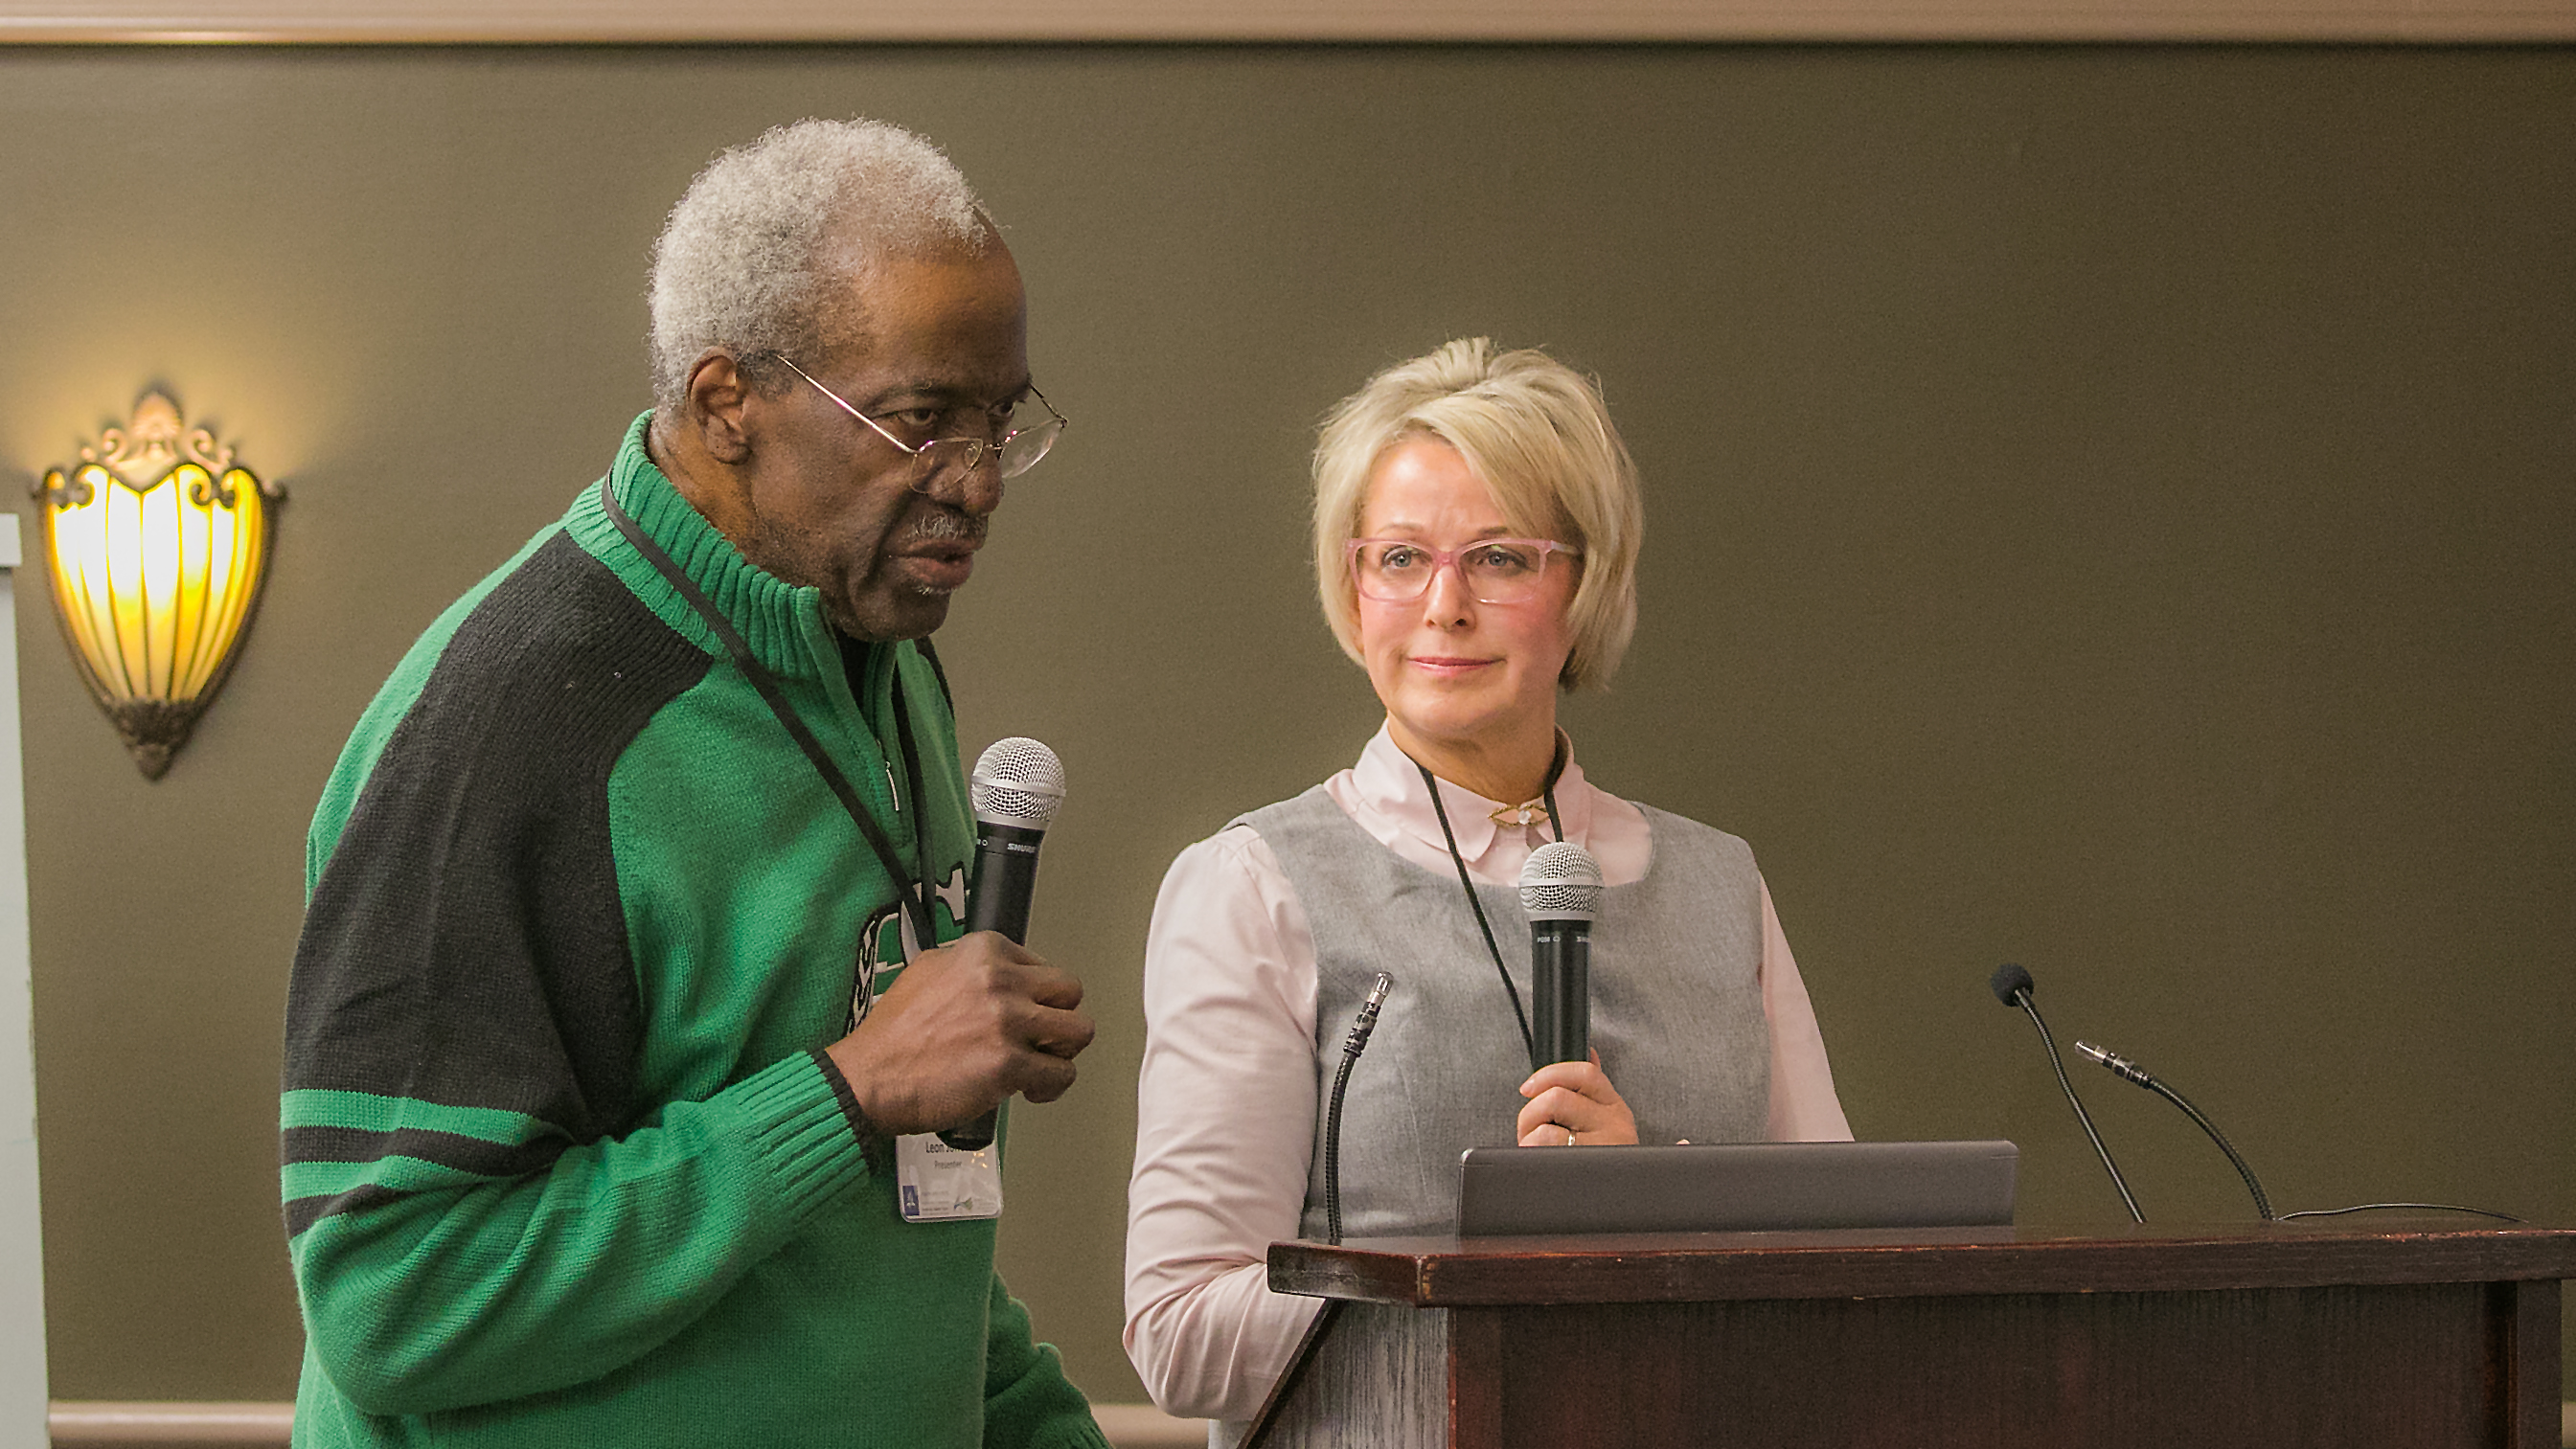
[920,451,1004,515]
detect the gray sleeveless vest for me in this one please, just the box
[1236,786,1771,1244]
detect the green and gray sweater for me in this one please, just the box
[281,414,1106,1449]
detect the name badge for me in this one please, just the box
[895,1132,1004,1222]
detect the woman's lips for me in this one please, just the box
[1409,655,1496,678]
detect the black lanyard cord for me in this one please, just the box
[1420,765,1536,1065]
[598,476,935,946]
[885,675,939,938]
[1414,748,1568,1072]
[1411,738,1571,1067]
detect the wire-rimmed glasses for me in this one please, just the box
[778,355,1067,495]
[1345,537,1582,605]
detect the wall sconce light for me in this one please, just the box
[32,392,284,780]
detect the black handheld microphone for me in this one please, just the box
[937,737,1066,1152]
[2076,1040,2274,1220]
[962,736,1062,941]
[1989,963,2146,1222]
[1520,843,1603,1072]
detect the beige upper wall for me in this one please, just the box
[3,0,2571,41]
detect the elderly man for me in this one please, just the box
[280,120,1106,1448]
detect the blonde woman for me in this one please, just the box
[1123,339,1850,1431]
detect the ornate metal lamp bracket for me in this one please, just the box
[30,391,285,780]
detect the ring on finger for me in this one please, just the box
[1562,1123,1579,1146]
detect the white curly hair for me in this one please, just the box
[649,118,994,411]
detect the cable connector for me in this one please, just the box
[2075,1040,2154,1087]
[1344,972,1393,1058]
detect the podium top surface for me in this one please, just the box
[1267,1220,2576,1307]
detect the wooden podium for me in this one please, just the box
[1254,1221,2576,1448]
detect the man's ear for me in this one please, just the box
[686,351,756,465]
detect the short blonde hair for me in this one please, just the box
[1311,338,1644,691]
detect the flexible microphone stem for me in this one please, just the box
[1324,972,1395,1246]
[2018,999,2145,1222]
[1242,974,1392,1449]
[1991,964,2144,1223]
[2077,1042,2273,1221]
[1246,973,1389,1449]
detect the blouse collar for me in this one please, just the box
[1348,721,1598,862]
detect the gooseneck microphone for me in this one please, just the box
[1519,843,1603,1072]
[937,738,1066,1152]
[1990,963,2145,1222]
[2076,1041,2274,1220]
[1323,972,1396,1247]
[1246,972,1394,1449]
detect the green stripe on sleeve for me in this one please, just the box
[283,1089,557,1146]
[282,1153,523,1203]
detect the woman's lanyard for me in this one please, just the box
[599,477,938,949]
[1413,743,1566,1066]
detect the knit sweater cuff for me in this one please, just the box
[808,1047,889,1145]
[727,1052,871,1220]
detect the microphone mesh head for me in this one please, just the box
[970,737,1066,829]
[1990,962,2034,1008]
[1518,841,1604,921]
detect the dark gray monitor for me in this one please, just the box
[1456,1139,2018,1236]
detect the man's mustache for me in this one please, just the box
[907,508,988,545]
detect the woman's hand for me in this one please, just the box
[1515,1051,1638,1146]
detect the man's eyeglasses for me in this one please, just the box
[778,355,1067,495]
[1345,537,1582,606]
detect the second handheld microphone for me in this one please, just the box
[1519,842,1604,1071]
[937,737,1065,1152]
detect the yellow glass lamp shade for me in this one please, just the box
[34,393,285,780]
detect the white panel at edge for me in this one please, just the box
[0,512,50,1447]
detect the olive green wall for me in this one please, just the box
[0,43,2568,1408]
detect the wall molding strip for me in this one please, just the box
[45,1402,1213,1447]
[48,1403,287,1444]
[0,0,2570,44]
[35,1400,2576,1445]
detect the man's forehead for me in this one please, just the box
[839,240,1022,307]
[820,252,1025,380]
